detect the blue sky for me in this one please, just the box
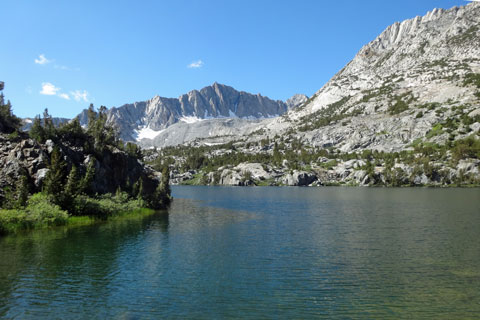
[0,0,471,118]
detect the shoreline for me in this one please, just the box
[0,207,158,237]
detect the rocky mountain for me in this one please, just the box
[139,118,263,148]
[151,2,480,187]
[261,2,480,152]
[285,94,308,109]
[78,83,306,143]
[22,117,69,131]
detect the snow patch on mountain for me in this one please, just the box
[134,126,164,141]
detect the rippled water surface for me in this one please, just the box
[1,187,480,319]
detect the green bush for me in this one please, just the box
[426,124,444,139]
[388,100,409,115]
[0,193,69,235]
[463,73,480,88]
[452,136,480,162]
[70,192,145,218]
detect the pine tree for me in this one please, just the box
[161,166,171,199]
[126,142,142,159]
[29,115,46,142]
[64,165,79,198]
[80,158,96,195]
[43,147,67,202]
[15,175,29,208]
[0,99,22,134]
[135,178,144,200]
[42,108,56,140]
[148,166,172,209]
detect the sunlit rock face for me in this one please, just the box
[77,83,305,143]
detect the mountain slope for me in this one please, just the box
[262,2,480,152]
[150,2,480,188]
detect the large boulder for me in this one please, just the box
[234,162,271,181]
[219,169,244,186]
[282,170,317,186]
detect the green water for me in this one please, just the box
[0,187,479,319]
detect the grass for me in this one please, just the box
[179,173,206,185]
[0,193,68,235]
[254,178,277,186]
[0,192,156,236]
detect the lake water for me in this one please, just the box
[1,186,479,319]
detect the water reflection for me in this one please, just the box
[0,211,169,318]
[0,188,479,318]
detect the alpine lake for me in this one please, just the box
[1,186,479,319]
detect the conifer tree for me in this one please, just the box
[80,158,96,195]
[42,108,56,140]
[135,178,144,200]
[15,175,29,208]
[43,147,67,199]
[29,115,46,142]
[64,165,79,199]
[0,99,22,134]
[160,166,171,199]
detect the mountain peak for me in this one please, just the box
[78,83,291,142]
[285,94,308,109]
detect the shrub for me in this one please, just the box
[388,100,409,115]
[70,192,145,218]
[452,136,480,162]
[426,124,444,139]
[0,193,68,235]
[463,73,480,88]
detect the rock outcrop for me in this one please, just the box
[260,2,480,153]
[0,133,160,203]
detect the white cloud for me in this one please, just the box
[58,93,70,100]
[35,54,51,65]
[188,60,204,68]
[40,82,60,95]
[39,82,89,102]
[71,90,89,102]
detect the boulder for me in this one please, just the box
[282,170,317,186]
[234,162,271,180]
[35,168,49,187]
[413,173,430,185]
[353,170,368,185]
[219,169,245,186]
[457,160,479,175]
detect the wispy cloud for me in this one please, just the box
[188,60,204,69]
[35,54,77,71]
[35,54,51,65]
[58,93,70,100]
[71,90,89,102]
[54,64,69,70]
[40,82,60,95]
